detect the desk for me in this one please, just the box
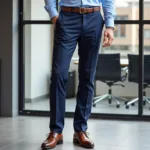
[73,59,128,67]
[120,59,129,67]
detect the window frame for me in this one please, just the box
[18,0,150,120]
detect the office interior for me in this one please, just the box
[21,0,150,118]
[1,0,150,118]
[1,0,150,150]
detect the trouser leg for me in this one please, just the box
[74,11,104,132]
[49,11,81,133]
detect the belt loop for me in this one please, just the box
[92,7,94,13]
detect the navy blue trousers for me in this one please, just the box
[50,9,104,133]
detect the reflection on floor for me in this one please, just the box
[1,116,150,150]
[25,97,150,115]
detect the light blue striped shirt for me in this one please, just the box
[44,0,116,28]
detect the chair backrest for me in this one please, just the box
[128,54,150,83]
[95,53,121,82]
[128,54,139,83]
[144,55,150,82]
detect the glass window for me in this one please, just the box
[96,25,139,115]
[70,25,139,115]
[21,0,149,117]
[115,16,128,20]
[24,25,54,110]
[114,16,128,38]
[144,29,150,39]
[115,0,139,20]
[23,0,139,20]
[103,25,138,58]
[114,24,126,38]
[144,0,150,20]
[144,46,150,51]
[143,25,150,116]
[23,0,52,20]
[104,45,129,51]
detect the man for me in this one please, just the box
[42,0,115,149]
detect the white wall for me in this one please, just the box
[30,25,53,98]
[25,0,53,99]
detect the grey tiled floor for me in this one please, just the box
[0,116,150,150]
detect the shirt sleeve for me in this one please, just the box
[101,0,116,28]
[44,0,58,19]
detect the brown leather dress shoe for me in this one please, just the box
[73,132,94,148]
[41,131,63,149]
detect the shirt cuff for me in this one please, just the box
[105,18,115,28]
[44,6,58,20]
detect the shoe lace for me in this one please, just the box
[46,132,57,139]
[83,131,89,138]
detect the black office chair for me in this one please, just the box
[93,53,128,108]
[125,54,150,109]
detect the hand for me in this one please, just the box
[52,16,59,24]
[102,28,114,47]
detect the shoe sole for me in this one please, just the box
[73,138,94,149]
[41,140,63,150]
